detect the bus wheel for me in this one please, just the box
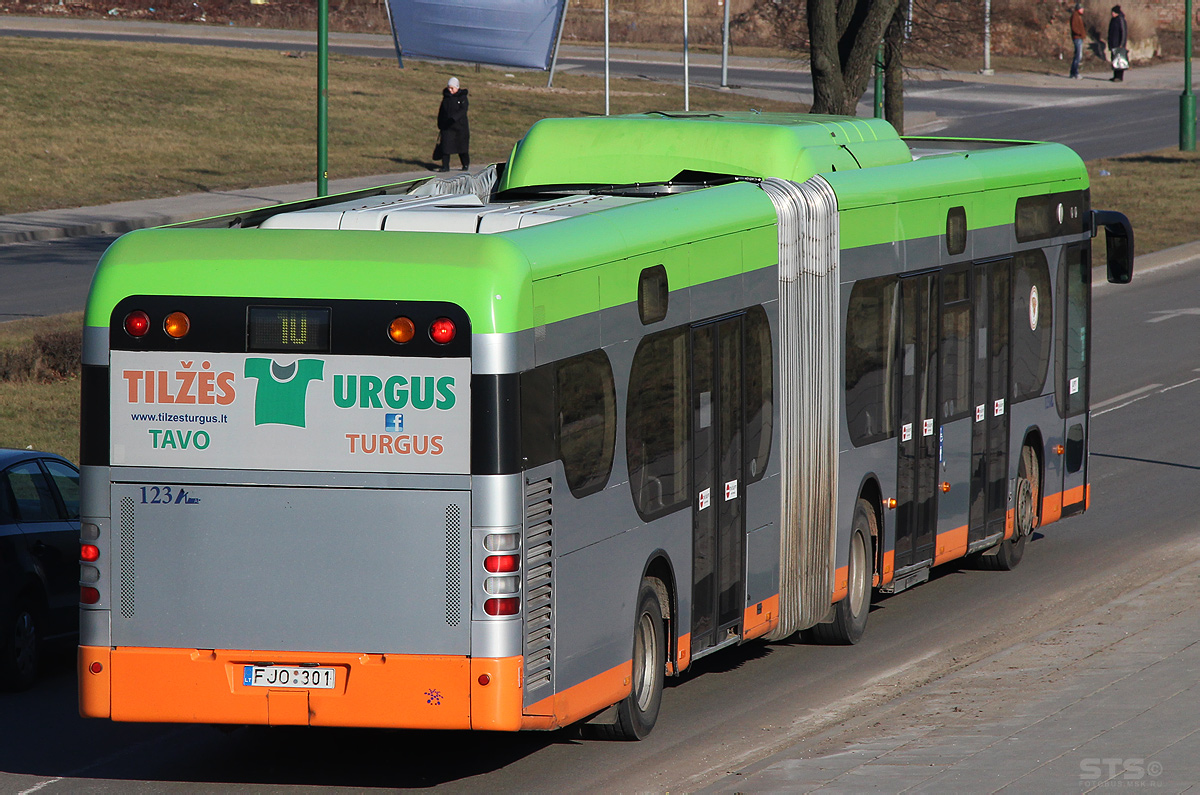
[600,579,666,740]
[980,447,1038,571]
[1,595,41,691]
[810,499,875,645]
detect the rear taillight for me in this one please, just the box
[430,317,456,345]
[124,310,150,338]
[80,523,102,604]
[484,598,520,616]
[481,532,520,617]
[484,554,518,573]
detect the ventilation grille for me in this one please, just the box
[524,477,554,691]
[118,496,136,619]
[445,504,463,626]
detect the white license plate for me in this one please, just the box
[242,665,336,689]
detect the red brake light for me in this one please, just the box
[430,317,456,344]
[80,544,100,562]
[80,586,100,605]
[484,597,519,616]
[484,554,519,573]
[89,661,104,674]
[124,310,150,337]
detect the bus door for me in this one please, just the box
[1060,244,1090,513]
[690,315,745,654]
[970,259,1012,543]
[937,268,973,548]
[894,273,940,570]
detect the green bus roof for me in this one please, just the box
[499,113,912,190]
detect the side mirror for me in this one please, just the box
[1091,210,1134,284]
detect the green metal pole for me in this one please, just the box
[1183,0,1196,151]
[873,42,884,119]
[318,0,330,195]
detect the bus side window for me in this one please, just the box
[846,276,899,446]
[745,306,773,483]
[1056,244,1090,417]
[556,351,616,498]
[1011,250,1052,403]
[940,269,971,421]
[627,327,690,520]
[521,350,617,499]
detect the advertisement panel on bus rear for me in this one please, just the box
[109,351,471,474]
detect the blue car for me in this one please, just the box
[0,448,80,689]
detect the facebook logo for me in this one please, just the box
[384,413,404,433]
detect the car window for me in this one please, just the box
[44,460,80,521]
[4,461,62,522]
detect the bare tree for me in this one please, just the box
[808,0,902,115]
[883,3,905,131]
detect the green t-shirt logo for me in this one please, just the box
[244,358,325,427]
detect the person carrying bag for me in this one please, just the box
[1108,5,1129,82]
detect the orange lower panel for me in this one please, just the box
[1041,485,1089,527]
[524,660,631,730]
[83,646,529,730]
[742,594,780,641]
[875,549,895,588]
[934,525,969,566]
[831,565,848,603]
[676,632,692,673]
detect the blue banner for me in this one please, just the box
[387,0,567,70]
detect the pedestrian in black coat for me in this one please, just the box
[437,77,470,172]
[1107,6,1128,82]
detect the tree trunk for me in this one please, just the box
[808,0,901,116]
[883,3,905,132]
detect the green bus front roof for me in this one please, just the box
[499,113,913,190]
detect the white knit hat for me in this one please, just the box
[448,77,459,89]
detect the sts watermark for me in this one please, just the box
[1079,758,1163,788]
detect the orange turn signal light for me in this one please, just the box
[941,482,951,493]
[1054,444,1065,455]
[884,498,897,510]
[388,316,416,344]
[164,311,190,339]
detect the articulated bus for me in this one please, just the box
[78,113,1133,739]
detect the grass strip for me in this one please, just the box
[0,36,805,215]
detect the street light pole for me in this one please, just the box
[720,0,730,88]
[317,0,329,196]
[1183,0,1196,151]
[982,0,994,75]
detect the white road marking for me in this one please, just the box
[1093,378,1200,416]
[1147,308,1200,323]
[1091,384,1162,410]
[18,778,63,795]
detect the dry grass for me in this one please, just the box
[0,379,81,460]
[0,37,805,214]
[1087,148,1200,258]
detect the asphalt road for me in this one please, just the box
[2,19,1195,793]
[0,235,113,321]
[1,254,1195,793]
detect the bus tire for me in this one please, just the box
[0,594,41,691]
[599,579,666,740]
[810,499,874,645]
[979,446,1037,571]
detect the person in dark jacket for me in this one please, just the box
[1107,5,1128,82]
[437,77,470,172]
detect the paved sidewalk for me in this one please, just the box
[0,169,437,245]
[704,548,1200,793]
